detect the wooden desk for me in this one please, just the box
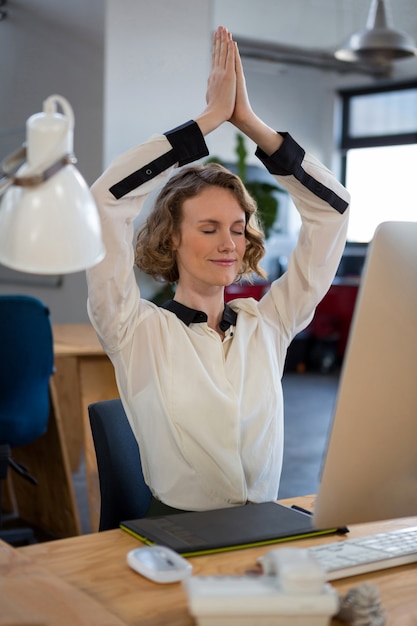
[14,497,417,626]
[0,537,126,625]
[52,323,115,470]
[9,324,118,538]
[52,324,119,532]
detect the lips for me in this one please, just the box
[210,259,236,266]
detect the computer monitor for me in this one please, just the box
[313,221,417,529]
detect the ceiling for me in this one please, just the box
[214,0,417,78]
[3,0,416,53]
[2,0,416,78]
[214,0,417,50]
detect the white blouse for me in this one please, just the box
[87,122,350,511]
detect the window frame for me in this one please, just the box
[339,80,417,185]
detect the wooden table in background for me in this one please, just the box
[10,324,118,538]
[7,496,417,626]
[52,324,119,533]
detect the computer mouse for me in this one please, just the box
[126,545,193,583]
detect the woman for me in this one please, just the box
[87,27,350,513]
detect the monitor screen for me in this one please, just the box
[313,221,417,528]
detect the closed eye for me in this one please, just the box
[201,229,244,235]
[198,219,246,235]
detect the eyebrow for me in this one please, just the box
[197,218,246,225]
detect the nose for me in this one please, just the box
[218,230,236,252]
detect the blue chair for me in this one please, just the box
[0,295,54,545]
[88,398,153,531]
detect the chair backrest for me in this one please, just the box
[88,398,152,531]
[0,295,54,447]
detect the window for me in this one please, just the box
[339,82,417,243]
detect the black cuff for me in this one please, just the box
[255,132,305,176]
[256,132,348,214]
[109,121,209,200]
[165,120,209,166]
[110,151,178,199]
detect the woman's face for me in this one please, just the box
[172,186,247,292]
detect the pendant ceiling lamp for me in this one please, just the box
[335,0,417,65]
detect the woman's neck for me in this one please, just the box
[174,285,226,335]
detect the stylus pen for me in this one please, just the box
[291,504,349,533]
[291,504,312,516]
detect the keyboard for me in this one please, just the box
[308,526,417,580]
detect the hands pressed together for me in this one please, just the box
[197,26,251,135]
[196,26,283,158]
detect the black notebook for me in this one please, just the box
[120,501,344,557]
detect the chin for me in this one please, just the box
[218,277,237,288]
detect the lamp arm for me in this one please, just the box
[0,146,26,195]
[0,177,12,196]
[0,145,77,196]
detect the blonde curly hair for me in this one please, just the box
[135,163,266,284]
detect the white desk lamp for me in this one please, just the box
[0,95,105,274]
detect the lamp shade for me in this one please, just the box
[335,0,417,65]
[0,95,105,274]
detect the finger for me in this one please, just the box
[223,28,234,69]
[212,26,226,67]
[217,26,230,69]
[212,27,221,67]
[225,36,236,72]
[234,42,243,73]
[235,43,248,95]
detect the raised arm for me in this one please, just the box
[87,27,237,352]
[226,38,350,349]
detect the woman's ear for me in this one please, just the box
[171,231,180,251]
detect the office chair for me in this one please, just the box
[88,398,152,531]
[0,294,54,545]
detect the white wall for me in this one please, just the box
[0,0,105,323]
[104,0,213,164]
[1,0,415,322]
